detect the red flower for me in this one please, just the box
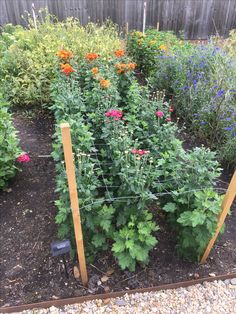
[167,117,172,122]
[168,107,174,112]
[156,111,164,118]
[16,153,30,163]
[60,63,75,76]
[131,149,149,156]
[85,53,99,61]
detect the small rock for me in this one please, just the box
[103,298,111,304]
[104,286,110,293]
[73,266,80,280]
[194,273,200,279]
[101,275,109,283]
[52,295,59,300]
[209,273,216,277]
[106,268,115,276]
[115,299,126,306]
[229,284,236,289]
[97,280,102,286]
[230,278,236,285]
[5,264,23,278]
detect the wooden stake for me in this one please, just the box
[32,3,38,30]
[142,1,147,34]
[156,22,159,31]
[200,170,236,264]
[125,22,129,39]
[60,123,88,286]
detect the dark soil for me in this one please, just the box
[0,112,235,308]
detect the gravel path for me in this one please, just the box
[4,279,236,314]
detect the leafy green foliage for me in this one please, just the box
[112,212,158,271]
[127,29,191,76]
[0,95,20,189]
[50,43,224,269]
[0,13,121,107]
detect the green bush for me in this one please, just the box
[0,13,121,107]
[50,49,223,269]
[0,95,20,189]
[147,43,236,165]
[127,29,191,76]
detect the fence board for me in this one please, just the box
[0,0,236,39]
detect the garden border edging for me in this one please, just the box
[1,272,236,313]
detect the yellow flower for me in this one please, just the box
[159,44,167,52]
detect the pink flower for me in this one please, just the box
[166,117,172,122]
[105,109,123,120]
[138,149,145,155]
[168,107,174,112]
[132,149,149,156]
[155,111,164,118]
[16,153,30,163]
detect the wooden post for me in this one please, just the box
[142,1,147,34]
[156,22,159,31]
[60,123,88,286]
[200,170,236,264]
[32,3,38,30]
[125,22,129,39]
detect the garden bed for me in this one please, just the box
[0,111,235,308]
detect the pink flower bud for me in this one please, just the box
[155,111,164,118]
[16,153,30,163]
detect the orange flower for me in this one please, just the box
[85,53,99,61]
[115,49,125,57]
[128,63,136,70]
[56,50,73,60]
[159,44,167,52]
[115,63,136,74]
[91,67,99,75]
[60,63,75,76]
[115,63,128,74]
[100,78,110,88]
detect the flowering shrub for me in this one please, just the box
[50,48,223,269]
[147,43,236,165]
[127,29,190,76]
[0,15,121,107]
[0,95,21,189]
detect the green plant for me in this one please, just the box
[0,13,121,107]
[50,46,224,270]
[127,29,191,76]
[112,212,158,271]
[0,95,20,188]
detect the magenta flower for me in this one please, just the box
[105,109,123,120]
[156,111,164,118]
[131,149,149,156]
[16,153,30,163]
[166,117,172,122]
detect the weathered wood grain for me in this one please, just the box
[0,0,236,39]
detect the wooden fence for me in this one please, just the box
[0,0,236,39]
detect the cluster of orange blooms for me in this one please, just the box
[99,78,110,89]
[56,49,73,60]
[115,63,136,74]
[114,49,125,58]
[60,63,75,76]
[85,53,99,61]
